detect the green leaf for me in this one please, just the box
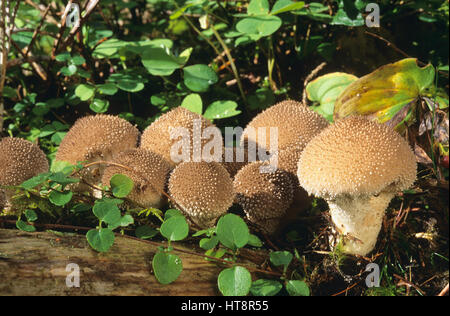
[236,15,282,38]
[330,0,365,26]
[48,172,80,185]
[2,86,16,99]
[216,214,249,250]
[75,84,95,101]
[285,280,310,296]
[218,266,252,296]
[97,83,118,95]
[160,216,189,241]
[92,38,126,58]
[204,100,241,120]
[103,207,122,228]
[90,98,110,113]
[136,225,159,239]
[183,64,218,92]
[93,200,121,221]
[141,47,186,76]
[49,190,73,206]
[181,93,203,115]
[334,58,436,132]
[16,219,36,232]
[306,72,358,122]
[24,209,38,222]
[119,214,134,227]
[164,208,184,220]
[247,234,263,247]
[110,174,134,198]
[199,236,219,250]
[270,251,293,268]
[21,173,50,190]
[86,228,115,252]
[248,0,270,15]
[152,251,183,285]
[250,279,283,296]
[271,0,305,15]
[107,71,147,92]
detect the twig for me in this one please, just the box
[302,62,327,104]
[393,274,425,296]
[438,283,449,296]
[331,280,362,296]
[59,0,100,53]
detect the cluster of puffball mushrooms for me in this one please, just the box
[0,100,417,256]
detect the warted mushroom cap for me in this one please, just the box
[241,100,329,153]
[140,107,221,168]
[0,137,49,214]
[168,161,234,228]
[102,149,172,209]
[233,161,295,234]
[56,114,140,165]
[0,137,49,186]
[55,115,140,191]
[297,116,417,199]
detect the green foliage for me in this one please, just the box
[152,251,183,285]
[218,266,252,296]
[2,0,448,297]
[109,174,134,198]
[216,214,250,251]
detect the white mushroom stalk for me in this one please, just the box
[297,116,417,256]
[327,191,395,256]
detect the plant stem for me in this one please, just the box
[210,24,247,105]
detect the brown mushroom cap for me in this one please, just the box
[55,114,140,191]
[168,161,234,228]
[233,161,295,234]
[241,100,329,153]
[140,107,221,168]
[0,137,49,214]
[102,148,172,209]
[0,137,49,186]
[297,116,417,199]
[56,114,140,165]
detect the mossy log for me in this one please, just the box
[0,228,263,296]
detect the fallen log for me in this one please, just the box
[0,228,260,296]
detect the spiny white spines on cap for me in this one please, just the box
[297,116,417,199]
[168,161,234,228]
[233,161,295,234]
[241,100,329,153]
[0,137,49,186]
[140,107,219,168]
[56,114,140,165]
[102,148,172,209]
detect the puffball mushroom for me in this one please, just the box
[55,114,140,190]
[297,116,417,256]
[102,149,172,209]
[168,161,234,228]
[140,107,221,168]
[233,161,295,234]
[241,100,329,154]
[0,137,49,214]
[241,100,328,204]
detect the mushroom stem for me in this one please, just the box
[327,191,395,256]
